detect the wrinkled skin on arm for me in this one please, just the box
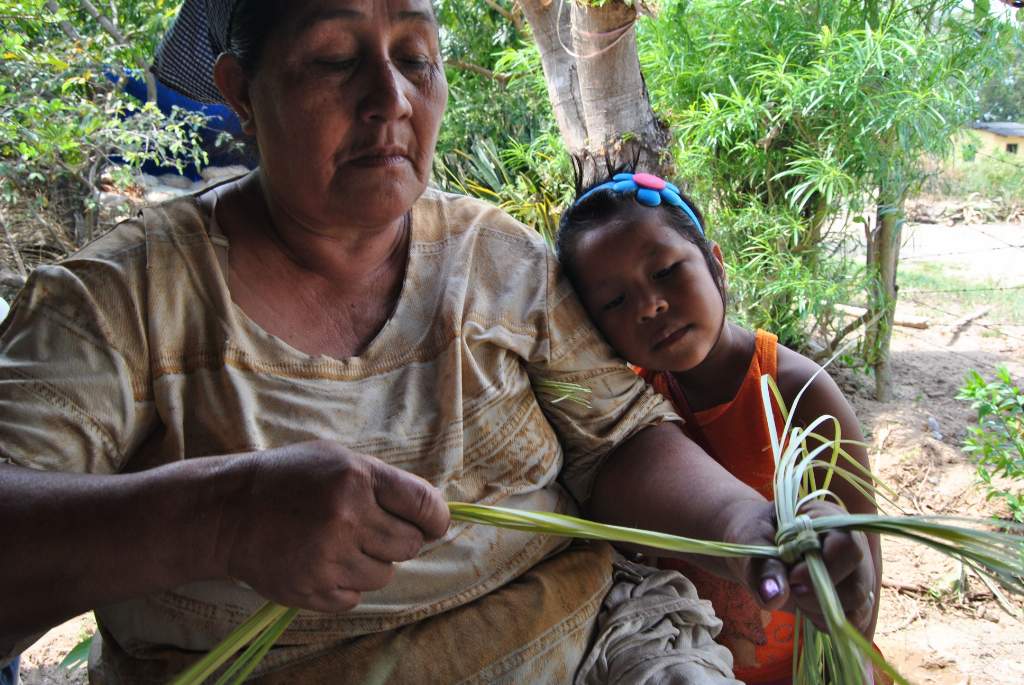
[0,441,449,651]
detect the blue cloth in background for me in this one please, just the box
[0,656,19,685]
[107,69,255,179]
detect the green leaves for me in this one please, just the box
[167,603,297,685]
[60,633,93,671]
[1,0,209,247]
[636,0,1015,359]
[958,367,1024,522]
[172,366,1024,684]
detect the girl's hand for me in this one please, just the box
[783,500,876,633]
[729,499,876,634]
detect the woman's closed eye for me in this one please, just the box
[399,55,431,70]
[315,57,358,71]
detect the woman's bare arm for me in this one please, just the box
[586,420,876,625]
[0,441,449,652]
[586,422,790,608]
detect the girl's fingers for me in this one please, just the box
[819,529,866,583]
[751,557,790,610]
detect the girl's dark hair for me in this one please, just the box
[556,160,727,307]
[226,0,288,75]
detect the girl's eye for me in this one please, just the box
[602,294,625,312]
[653,262,680,279]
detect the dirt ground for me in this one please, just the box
[14,219,1024,684]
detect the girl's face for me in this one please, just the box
[572,208,726,372]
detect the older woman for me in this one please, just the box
[0,1,875,682]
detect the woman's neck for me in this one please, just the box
[233,171,410,288]
[673,322,756,412]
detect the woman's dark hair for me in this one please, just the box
[226,0,288,75]
[556,160,727,307]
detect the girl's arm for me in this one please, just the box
[776,345,882,639]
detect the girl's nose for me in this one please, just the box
[637,298,668,324]
[359,60,413,123]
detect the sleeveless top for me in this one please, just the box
[640,330,795,683]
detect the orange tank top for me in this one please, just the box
[639,330,794,684]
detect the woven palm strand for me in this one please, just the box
[171,374,1024,684]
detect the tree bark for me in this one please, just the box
[518,0,589,160]
[865,194,905,401]
[519,0,672,186]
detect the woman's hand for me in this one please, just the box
[220,440,450,613]
[728,499,876,634]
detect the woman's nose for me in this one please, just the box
[637,297,668,323]
[359,59,414,123]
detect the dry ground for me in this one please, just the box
[14,220,1024,684]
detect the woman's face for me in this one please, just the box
[233,0,447,229]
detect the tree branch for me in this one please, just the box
[44,0,81,41]
[75,0,158,102]
[486,0,524,32]
[445,59,510,85]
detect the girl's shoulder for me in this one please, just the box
[774,343,820,397]
[772,342,855,424]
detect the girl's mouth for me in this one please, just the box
[652,324,692,351]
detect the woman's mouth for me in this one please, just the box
[652,324,692,351]
[350,154,410,168]
[349,145,411,168]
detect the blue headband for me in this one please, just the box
[575,172,704,236]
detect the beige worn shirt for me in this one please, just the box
[0,187,677,675]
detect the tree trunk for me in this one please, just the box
[865,194,905,401]
[519,0,671,186]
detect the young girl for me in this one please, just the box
[556,170,883,685]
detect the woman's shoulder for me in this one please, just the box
[73,195,210,264]
[35,196,216,325]
[417,187,548,251]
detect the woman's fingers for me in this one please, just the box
[223,440,450,613]
[328,553,396,593]
[371,461,451,540]
[360,511,430,563]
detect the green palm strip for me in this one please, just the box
[171,366,1024,684]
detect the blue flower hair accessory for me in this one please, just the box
[575,172,704,236]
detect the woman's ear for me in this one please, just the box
[213,53,256,136]
[710,241,727,286]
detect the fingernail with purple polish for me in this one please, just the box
[760,577,781,601]
[792,583,810,596]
